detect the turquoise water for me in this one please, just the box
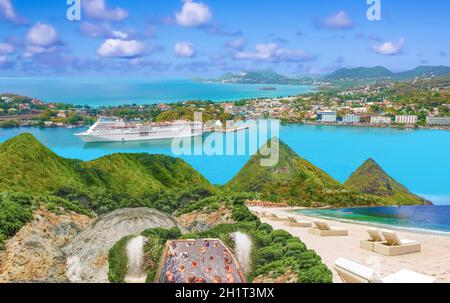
[0,78,312,107]
[296,206,450,233]
[0,124,449,205]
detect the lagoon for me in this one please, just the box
[295,206,450,234]
[0,124,449,205]
[0,78,312,107]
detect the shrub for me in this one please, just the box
[107,236,132,283]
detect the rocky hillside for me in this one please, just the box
[344,159,430,205]
[0,206,93,283]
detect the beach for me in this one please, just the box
[250,206,450,283]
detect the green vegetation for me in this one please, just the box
[226,138,386,207]
[108,197,332,283]
[107,236,133,283]
[208,70,306,85]
[0,133,215,215]
[0,193,35,249]
[324,65,450,83]
[344,159,430,205]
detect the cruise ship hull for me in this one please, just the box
[76,131,203,143]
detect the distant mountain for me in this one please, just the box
[395,66,450,79]
[0,133,213,198]
[324,65,450,82]
[344,159,431,205]
[204,70,307,85]
[226,138,385,207]
[324,66,394,81]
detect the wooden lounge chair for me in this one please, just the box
[284,216,312,228]
[373,230,421,256]
[308,220,348,237]
[334,258,435,283]
[269,213,289,222]
[360,228,386,251]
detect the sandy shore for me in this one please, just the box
[250,206,450,283]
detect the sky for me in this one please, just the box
[0,0,449,77]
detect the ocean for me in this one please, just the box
[0,78,312,107]
[0,124,449,205]
[295,206,450,234]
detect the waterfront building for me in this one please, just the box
[395,115,418,124]
[342,114,361,124]
[317,111,337,123]
[426,116,450,126]
[370,116,392,125]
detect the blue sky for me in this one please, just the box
[0,0,449,77]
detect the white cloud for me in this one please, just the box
[373,38,406,56]
[226,38,247,50]
[322,10,354,30]
[97,39,146,58]
[174,42,195,58]
[112,30,128,39]
[235,43,314,62]
[23,23,61,58]
[26,23,59,47]
[83,0,128,22]
[0,0,24,24]
[0,42,14,54]
[175,0,212,27]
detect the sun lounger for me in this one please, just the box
[334,258,377,283]
[308,220,348,237]
[269,213,289,222]
[334,258,435,283]
[284,216,312,228]
[379,269,436,283]
[360,228,386,251]
[373,230,421,256]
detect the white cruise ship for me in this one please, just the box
[75,117,204,143]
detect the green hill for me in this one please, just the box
[324,65,450,82]
[226,138,382,207]
[0,134,215,213]
[344,159,430,205]
[324,66,394,81]
[0,133,85,193]
[396,65,450,79]
[210,70,302,85]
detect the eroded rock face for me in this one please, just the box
[176,206,234,232]
[63,208,180,283]
[0,206,93,283]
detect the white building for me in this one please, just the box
[317,111,337,123]
[395,115,418,124]
[370,116,392,124]
[342,114,361,124]
[427,117,450,126]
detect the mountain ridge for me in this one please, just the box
[344,158,431,205]
[203,66,450,85]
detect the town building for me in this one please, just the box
[342,114,361,124]
[426,116,450,126]
[370,116,392,124]
[395,115,418,124]
[57,111,67,118]
[317,111,337,123]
